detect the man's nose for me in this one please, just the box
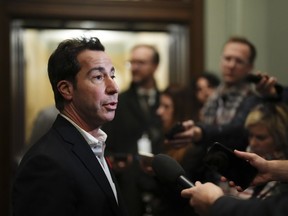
[227,59,237,68]
[106,77,119,94]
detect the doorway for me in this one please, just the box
[10,19,189,159]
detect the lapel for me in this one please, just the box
[106,160,128,213]
[53,116,122,213]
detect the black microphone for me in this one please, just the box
[152,154,194,189]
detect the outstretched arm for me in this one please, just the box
[234,150,288,184]
[181,181,224,216]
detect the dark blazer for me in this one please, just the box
[12,115,128,216]
[211,192,288,216]
[103,83,162,154]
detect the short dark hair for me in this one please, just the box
[48,37,105,111]
[225,36,257,65]
[131,44,160,65]
[199,72,220,88]
[162,83,192,123]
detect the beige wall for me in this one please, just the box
[205,0,288,85]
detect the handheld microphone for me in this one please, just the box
[152,154,194,189]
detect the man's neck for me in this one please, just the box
[61,107,101,137]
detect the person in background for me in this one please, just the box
[196,36,262,150]
[173,36,266,152]
[156,83,206,182]
[14,105,59,165]
[102,44,163,216]
[154,83,207,216]
[29,105,59,146]
[195,72,220,106]
[12,37,128,216]
[190,72,220,121]
[224,102,288,199]
[181,150,288,216]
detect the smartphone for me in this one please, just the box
[245,74,262,84]
[204,142,258,190]
[165,122,185,140]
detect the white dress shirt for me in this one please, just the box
[60,114,118,204]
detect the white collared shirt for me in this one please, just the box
[60,114,118,204]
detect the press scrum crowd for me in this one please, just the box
[12,36,288,216]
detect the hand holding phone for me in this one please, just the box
[165,122,185,140]
[204,142,258,190]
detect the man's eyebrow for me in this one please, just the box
[88,66,115,73]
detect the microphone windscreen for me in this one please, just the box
[152,154,185,184]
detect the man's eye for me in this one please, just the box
[94,75,104,80]
[236,59,246,65]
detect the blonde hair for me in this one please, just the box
[245,103,288,158]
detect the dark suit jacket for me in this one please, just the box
[211,192,288,216]
[103,83,162,154]
[12,115,128,216]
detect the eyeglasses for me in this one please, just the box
[221,55,249,67]
[128,60,152,67]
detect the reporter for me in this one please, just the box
[181,151,288,216]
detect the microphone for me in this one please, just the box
[152,154,194,189]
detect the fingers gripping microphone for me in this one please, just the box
[152,154,194,189]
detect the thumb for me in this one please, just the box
[181,188,193,198]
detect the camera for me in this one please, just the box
[245,74,262,84]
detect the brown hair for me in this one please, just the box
[161,83,194,125]
[131,44,160,65]
[225,36,257,65]
[245,103,288,158]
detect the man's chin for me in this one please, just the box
[104,114,116,122]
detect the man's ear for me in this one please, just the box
[57,80,73,100]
